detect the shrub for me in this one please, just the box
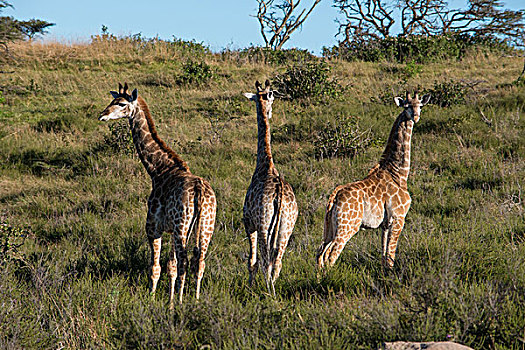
[403,60,423,78]
[372,79,469,107]
[426,80,468,107]
[225,47,318,65]
[103,121,135,156]
[323,33,514,63]
[178,60,215,86]
[0,221,26,265]
[314,115,379,159]
[273,62,344,101]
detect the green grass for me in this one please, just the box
[0,40,524,349]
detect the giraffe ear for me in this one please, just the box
[421,93,431,106]
[394,97,405,107]
[110,91,119,99]
[131,88,138,102]
[243,93,257,101]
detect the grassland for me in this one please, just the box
[0,38,524,349]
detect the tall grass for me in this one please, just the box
[0,39,524,349]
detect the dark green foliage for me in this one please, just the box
[273,62,344,101]
[226,46,317,65]
[18,18,54,40]
[324,34,514,63]
[314,115,380,159]
[178,60,215,86]
[426,80,468,107]
[372,79,469,107]
[0,1,54,52]
[0,221,26,265]
[403,60,423,79]
[103,121,135,157]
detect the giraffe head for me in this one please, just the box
[243,79,275,119]
[99,82,139,121]
[394,92,431,123]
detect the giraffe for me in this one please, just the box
[99,83,216,307]
[317,92,431,270]
[243,80,298,295]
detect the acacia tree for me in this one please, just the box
[255,0,321,50]
[0,0,54,52]
[334,0,525,45]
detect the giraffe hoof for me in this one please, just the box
[381,258,395,271]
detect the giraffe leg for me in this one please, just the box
[257,229,273,294]
[195,220,214,300]
[147,234,162,297]
[321,223,360,268]
[381,217,392,270]
[270,219,295,293]
[167,236,178,306]
[246,229,258,286]
[175,236,188,305]
[382,216,406,269]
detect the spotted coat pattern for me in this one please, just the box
[243,80,298,294]
[317,92,430,270]
[99,83,216,306]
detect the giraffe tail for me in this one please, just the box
[317,186,340,268]
[267,176,284,267]
[189,178,205,276]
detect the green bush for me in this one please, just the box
[103,121,135,156]
[0,222,26,265]
[314,115,380,159]
[227,47,318,65]
[178,60,215,86]
[372,79,468,107]
[324,34,514,63]
[273,62,344,101]
[426,80,468,107]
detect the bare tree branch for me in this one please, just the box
[255,0,321,50]
[335,0,524,46]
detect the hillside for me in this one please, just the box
[0,39,524,349]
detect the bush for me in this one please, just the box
[426,80,468,107]
[178,60,215,86]
[225,47,318,65]
[323,33,514,63]
[372,79,469,107]
[0,221,26,265]
[103,121,135,156]
[273,62,344,101]
[314,115,380,159]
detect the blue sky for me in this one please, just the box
[5,0,524,54]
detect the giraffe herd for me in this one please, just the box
[98,81,430,306]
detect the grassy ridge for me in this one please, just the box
[0,40,524,349]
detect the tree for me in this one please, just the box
[255,0,321,50]
[0,0,54,52]
[334,0,525,46]
[19,18,55,40]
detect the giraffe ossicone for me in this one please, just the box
[99,83,217,307]
[242,79,298,295]
[317,91,431,271]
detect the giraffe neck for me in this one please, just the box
[379,110,414,187]
[129,96,190,178]
[255,101,274,172]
